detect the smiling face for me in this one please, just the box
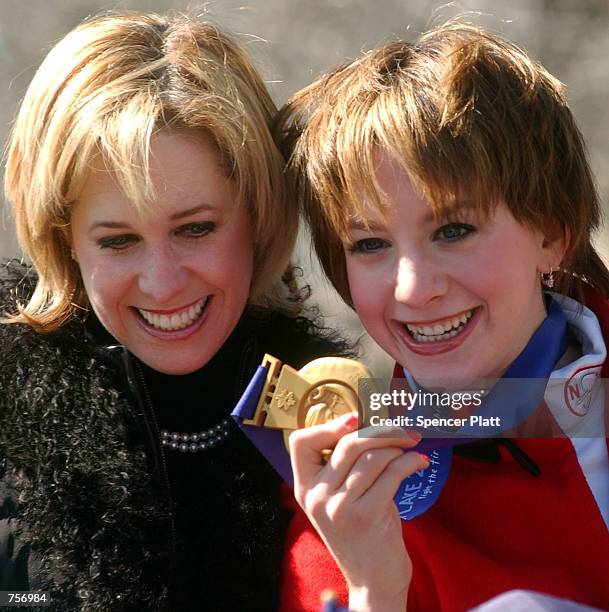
[343,153,562,386]
[70,130,253,374]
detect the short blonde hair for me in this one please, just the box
[275,20,609,304]
[5,11,295,332]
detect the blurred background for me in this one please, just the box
[1,0,607,375]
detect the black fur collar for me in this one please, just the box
[0,261,171,610]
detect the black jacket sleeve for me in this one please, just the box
[0,500,30,590]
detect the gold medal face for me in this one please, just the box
[297,380,358,428]
[248,355,383,456]
[296,358,373,429]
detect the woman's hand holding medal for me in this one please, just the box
[289,414,429,611]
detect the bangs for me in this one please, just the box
[292,43,506,236]
[64,90,165,216]
[328,83,501,233]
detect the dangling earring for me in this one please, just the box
[559,266,591,285]
[541,267,555,288]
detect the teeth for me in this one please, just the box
[405,309,474,342]
[138,297,207,331]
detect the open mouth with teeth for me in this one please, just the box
[136,297,209,332]
[405,309,475,343]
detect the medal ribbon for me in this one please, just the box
[231,365,296,484]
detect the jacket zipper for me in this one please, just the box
[131,357,178,555]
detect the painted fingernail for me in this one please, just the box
[419,453,430,464]
[343,414,358,428]
[409,429,422,443]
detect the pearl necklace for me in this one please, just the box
[160,416,232,452]
[132,355,233,453]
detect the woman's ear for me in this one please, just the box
[539,218,570,273]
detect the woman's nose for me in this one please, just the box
[137,246,189,304]
[394,255,448,308]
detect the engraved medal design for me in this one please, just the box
[232,354,385,483]
[297,358,369,427]
[240,355,379,453]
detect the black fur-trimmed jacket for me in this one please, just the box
[0,259,344,611]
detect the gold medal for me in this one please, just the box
[243,354,384,454]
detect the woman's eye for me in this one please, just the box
[347,237,390,254]
[177,222,216,238]
[433,223,475,242]
[98,235,137,250]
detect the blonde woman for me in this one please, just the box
[0,12,341,610]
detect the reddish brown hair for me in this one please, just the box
[276,20,609,304]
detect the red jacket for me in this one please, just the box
[280,292,609,611]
